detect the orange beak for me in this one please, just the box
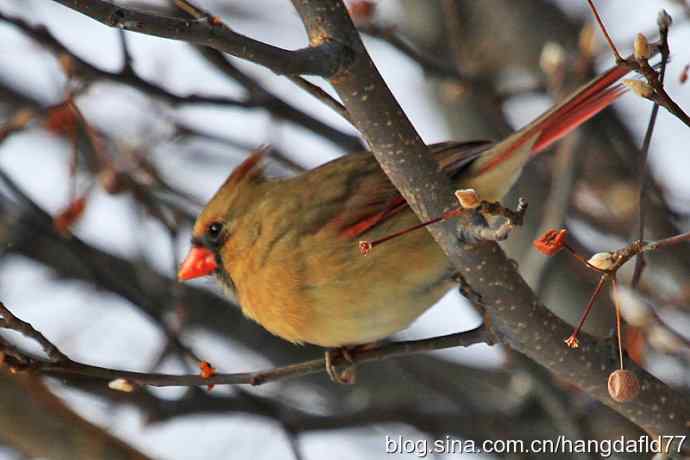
[178,246,218,281]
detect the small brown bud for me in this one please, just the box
[454,189,480,209]
[588,252,616,271]
[564,335,580,349]
[58,52,75,77]
[657,9,672,31]
[99,169,127,195]
[608,369,640,402]
[633,33,650,61]
[108,378,135,392]
[540,42,565,76]
[578,23,596,58]
[358,240,372,256]
[623,80,654,99]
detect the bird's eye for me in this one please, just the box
[207,222,224,242]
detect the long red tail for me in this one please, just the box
[340,63,632,239]
[532,65,629,153]
[474,62,631,176]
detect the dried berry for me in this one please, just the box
[608,369,640,402]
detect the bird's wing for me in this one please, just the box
[320,141,493,239]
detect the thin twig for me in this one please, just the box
[586,0,623,62]
[287,76,353,124]
[359,24,462,80]
[0,303,69,363]
[631,15,671,288]
[564,274,609,348]
[173,0,353,125]
[0,10,361,151]
[117,30,134,74]
[0,310,489,386]
[611,278,625,369]
[522,135,580,290]
[168,0,362,149]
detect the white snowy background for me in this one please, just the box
[0,0,689,459]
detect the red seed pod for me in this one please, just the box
[533,229,568,256]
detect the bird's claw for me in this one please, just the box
[324,348,356,384]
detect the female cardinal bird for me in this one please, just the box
[179,63,630,381]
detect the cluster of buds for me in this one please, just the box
[621,32,655,100]
[533,228,640,402]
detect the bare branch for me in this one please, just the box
[287,76,353,124]
[170,0,354,125]
[0,303,69,363]
[50,0,352,78]
[0,305,489,386]
[632,15,672,288]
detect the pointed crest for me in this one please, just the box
[223,145,269,189]
[191,146,269,239]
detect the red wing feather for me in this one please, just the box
[337,64,632,239]
[338,141,491,239]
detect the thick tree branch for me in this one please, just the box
[50,0,352,78]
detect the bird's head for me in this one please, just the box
[178,149,266,283]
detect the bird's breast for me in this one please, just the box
[226,208,455,347]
